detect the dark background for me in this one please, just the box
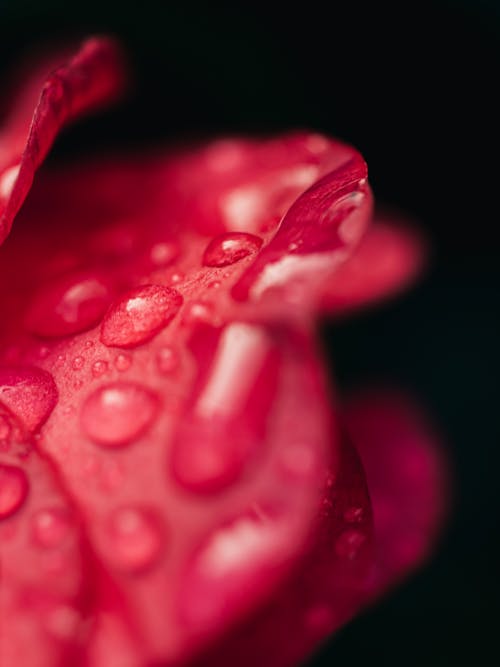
[0,1,498,665]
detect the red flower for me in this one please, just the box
[0,38,447,666]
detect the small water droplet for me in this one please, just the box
[81,382,158,447]
[178,507,288,627]
[72,356,85,371]
[25,271,111,338]
[100,285,183,348]
[37,345,51,360]
[114,353,132,372]
[0,366,58,432]
[150,241,179,267]
[168,271,184,285]
[0,464,28,519]
[343,506,364,523]
[182,301,215,326]
[202,232,262,267]
[92,359,109,378]
[156,346,179,375]
[32,507,72,548]
[108,507,163,573]
[335,529,366,560]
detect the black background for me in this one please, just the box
[0,1,498,665]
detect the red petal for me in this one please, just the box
[188,435,374,667]
[342,390,449,597]
[0,402,94,667]
[0,40,441,666]
[0,37,126,246]
[321,213,427,315]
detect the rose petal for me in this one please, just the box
[0,36,126,246]
[342,390,449,597]
[0,402,93,667]
[0,38,441,667]
[321,213,427,315]
[188,435,374,667]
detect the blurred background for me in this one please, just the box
[0,1,498,665]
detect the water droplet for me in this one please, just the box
[107,507,163,573]
[92,359,109,378]
[171,323,278,492]
[202,232,262,267]
[25,271,111,338]
[182,301,215,326]
[168,271,184,285]
[156,346,179,375]
[72,356,85,371]
[178,507,287,627]
[100,285,183,348]
[0,366,58,432]
[81,382,158,447]
[37,345,50,360]
[335,529,366,560]
[0,464,28,519]
[114,353,132,372]
[32,507,72,548]
[343,506,364,523]
[149,241,179,267]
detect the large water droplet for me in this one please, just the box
[32,507,72,548]
[107,507,163,573]
[171,323,278,492]
[178,507,288,627]
[100,285,183,348]
[202,232,262,267]
[25,271,111,338]
[81,382,158,447]
[0,366,58,432]
[0,463,28,519]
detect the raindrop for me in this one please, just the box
[0,366,58,431]
[92,359,109,378]
[81,382,158,447]
[202,232,262,268]
[335,529,366,560]
[32,507,72,548]
[114,353,132,372]
[100,285,182,348]
[72,356,85,371]
[107,507,163,573]
[25,271,111,338]
[156,347,178,375]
